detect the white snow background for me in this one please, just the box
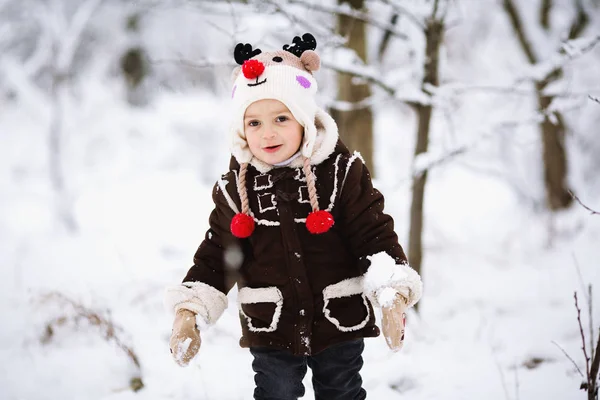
[1,1,599,399]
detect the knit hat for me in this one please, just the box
[228,33,334,238]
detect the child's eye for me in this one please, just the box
[248,120,260,127]
[276,116,288,122]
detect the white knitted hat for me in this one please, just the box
[227,34,335,238]
[229,34,321,164]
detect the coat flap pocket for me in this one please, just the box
[238,286,283,333]
[323,276,364,300]
[238,286,283,304]
[322,276,370,332]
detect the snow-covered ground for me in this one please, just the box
[2,81,598,400]
[1,2,599,399]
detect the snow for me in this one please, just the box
[174,338,193,365]
[2,1,600,400]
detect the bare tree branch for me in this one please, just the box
[575,292,592,389]
[377,13,398,61]
[432,0,443,21]
[380,0,425,29]
[552,340,585,378]
[569,191,600,215]
[503,0,538,63]
[568,0,590,40]
[590,95,600,104]
[540,0,552,30]
[588,285,594,358]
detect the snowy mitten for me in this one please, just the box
[169,309,201,367]
[381,293,408,352]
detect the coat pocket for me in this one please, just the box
[322,276,371,332]
[238,286,283,333]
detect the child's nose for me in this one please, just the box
[262,127,276,139]
[242,59,265,80]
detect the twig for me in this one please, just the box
[552,340,585,378]
[432,0,442,21]
[571,254,590,302]
[589,285,594,358]
[492,351,512,400]
[514,360,520,400]
[575,292,592,388]
[503,0,537,64]
[590,95,600,104]
[39,292,143,391]
[379,0,426,30]
[569,191,600,215]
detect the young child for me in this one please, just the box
[165,33,422,399]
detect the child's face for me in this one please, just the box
[244,99,304,165]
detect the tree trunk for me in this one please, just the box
[503,0,574,210]
[330,0,375,175]
[408,18,443,279]
[121,13,149,107]
[537,76,572,209]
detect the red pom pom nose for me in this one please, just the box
[242,59,265,80]
[231,213,255,238]
[305,210,334,234]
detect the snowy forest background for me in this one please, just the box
[1,0,600,399]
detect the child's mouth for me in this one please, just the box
[263,145,282,153]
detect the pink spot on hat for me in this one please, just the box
[296,75,311,89]
[232,85,237,98]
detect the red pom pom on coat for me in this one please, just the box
[305,210,334,234]
[231,213,255,238]
[242,60,265,80]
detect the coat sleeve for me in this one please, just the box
[164,175,244,326]
[338,153,422,308]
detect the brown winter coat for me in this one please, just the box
[181,140,408,356]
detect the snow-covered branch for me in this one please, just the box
[321,58,396,95]
[589,95,600,104]
[379,0,425,29]
[284,0,409,40]
[521,35,600,83]
[261,0,336,39]
[324,95,387,112]
[151,58,236,69]
[412,145,467,178]
[321,54,431,104]
[55,0,104,72]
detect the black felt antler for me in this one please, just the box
[283,33,317,58]
[234,43,262,65]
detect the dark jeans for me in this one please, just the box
[250,339,367,400]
